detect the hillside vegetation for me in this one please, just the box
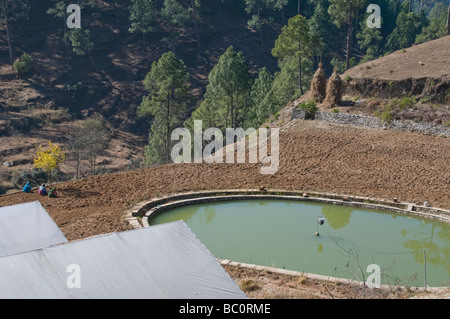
[0,0,449,191]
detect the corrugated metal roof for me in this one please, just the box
[0,221,247,299]
[0,201,68,257]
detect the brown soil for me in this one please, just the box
[341,36,450,103]
[223,264,421,299]
[1,119,449,239]
[343,36,450,81]
[0,119,449,298]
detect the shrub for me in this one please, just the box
[421,96,431,103]
[11,169,48,188]
[0,182,8,195]
[12,53,34,76]
[344,75,352,82]
[298,99,318,119]
[298,276,308,285]
[381,105,394,124]
[399,97,416,109]
[332,108,340,113]
[239,279,260,292]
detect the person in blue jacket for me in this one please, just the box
[22,181,32,193]
[38,184,48,196]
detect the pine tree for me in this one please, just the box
[47,0,71,57]
[357,12,383,62]
[272,15,312,96]
[328,0,367,70]
[1,0,30,64]
[161,0,190,52]
[245,0,269,48]
[270,0,288,25]
[415,2,448,43]
[207,46,251,129]
[250,67,275,127]
[185,0,202,52]
[308,0,334,67]
[129,0,157,52]
[386,0,425,51]
[67,28,94,56]
[138,52,190,165]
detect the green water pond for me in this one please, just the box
[149,199,450,287]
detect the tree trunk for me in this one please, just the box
[234,93,239,129]
[76,154,80,179]
[258,25,264,49]
[2,0,13,65]
[166,91,171,164]
[64,14,69,58]
[191,0,201,53]
[346,21,353,70]
[143,32,146,54]
[281,6,285,25]
[298,41,303,95]
[257,8,264,48]
[230,94,234,129]
[298,0,301,15]
[447,0,450,35]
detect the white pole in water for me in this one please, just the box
[316,217,325,236]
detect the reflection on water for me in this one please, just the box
[321,205,353,229]
[150,199,450,286]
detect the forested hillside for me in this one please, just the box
[1,0,449,184]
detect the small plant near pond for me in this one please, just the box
[239,279,260,292]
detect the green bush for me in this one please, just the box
[12,53,34,76]
[298,99,318,119]
[332,108,340,113]
[381,104,395,124]
[0,182,8,195]
[11,169,47,188]
[399,97,416,109]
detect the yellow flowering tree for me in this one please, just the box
[33,141,66,184]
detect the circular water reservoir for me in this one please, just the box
[149,199,450,287]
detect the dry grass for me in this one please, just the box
[323,68,343,108]
[309,63,327,103]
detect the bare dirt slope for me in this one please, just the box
[341,36,450,103]
[1,120,448,241]
[343,35,450,81]
[1,120,449,299]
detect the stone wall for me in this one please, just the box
[291,109,449,138]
